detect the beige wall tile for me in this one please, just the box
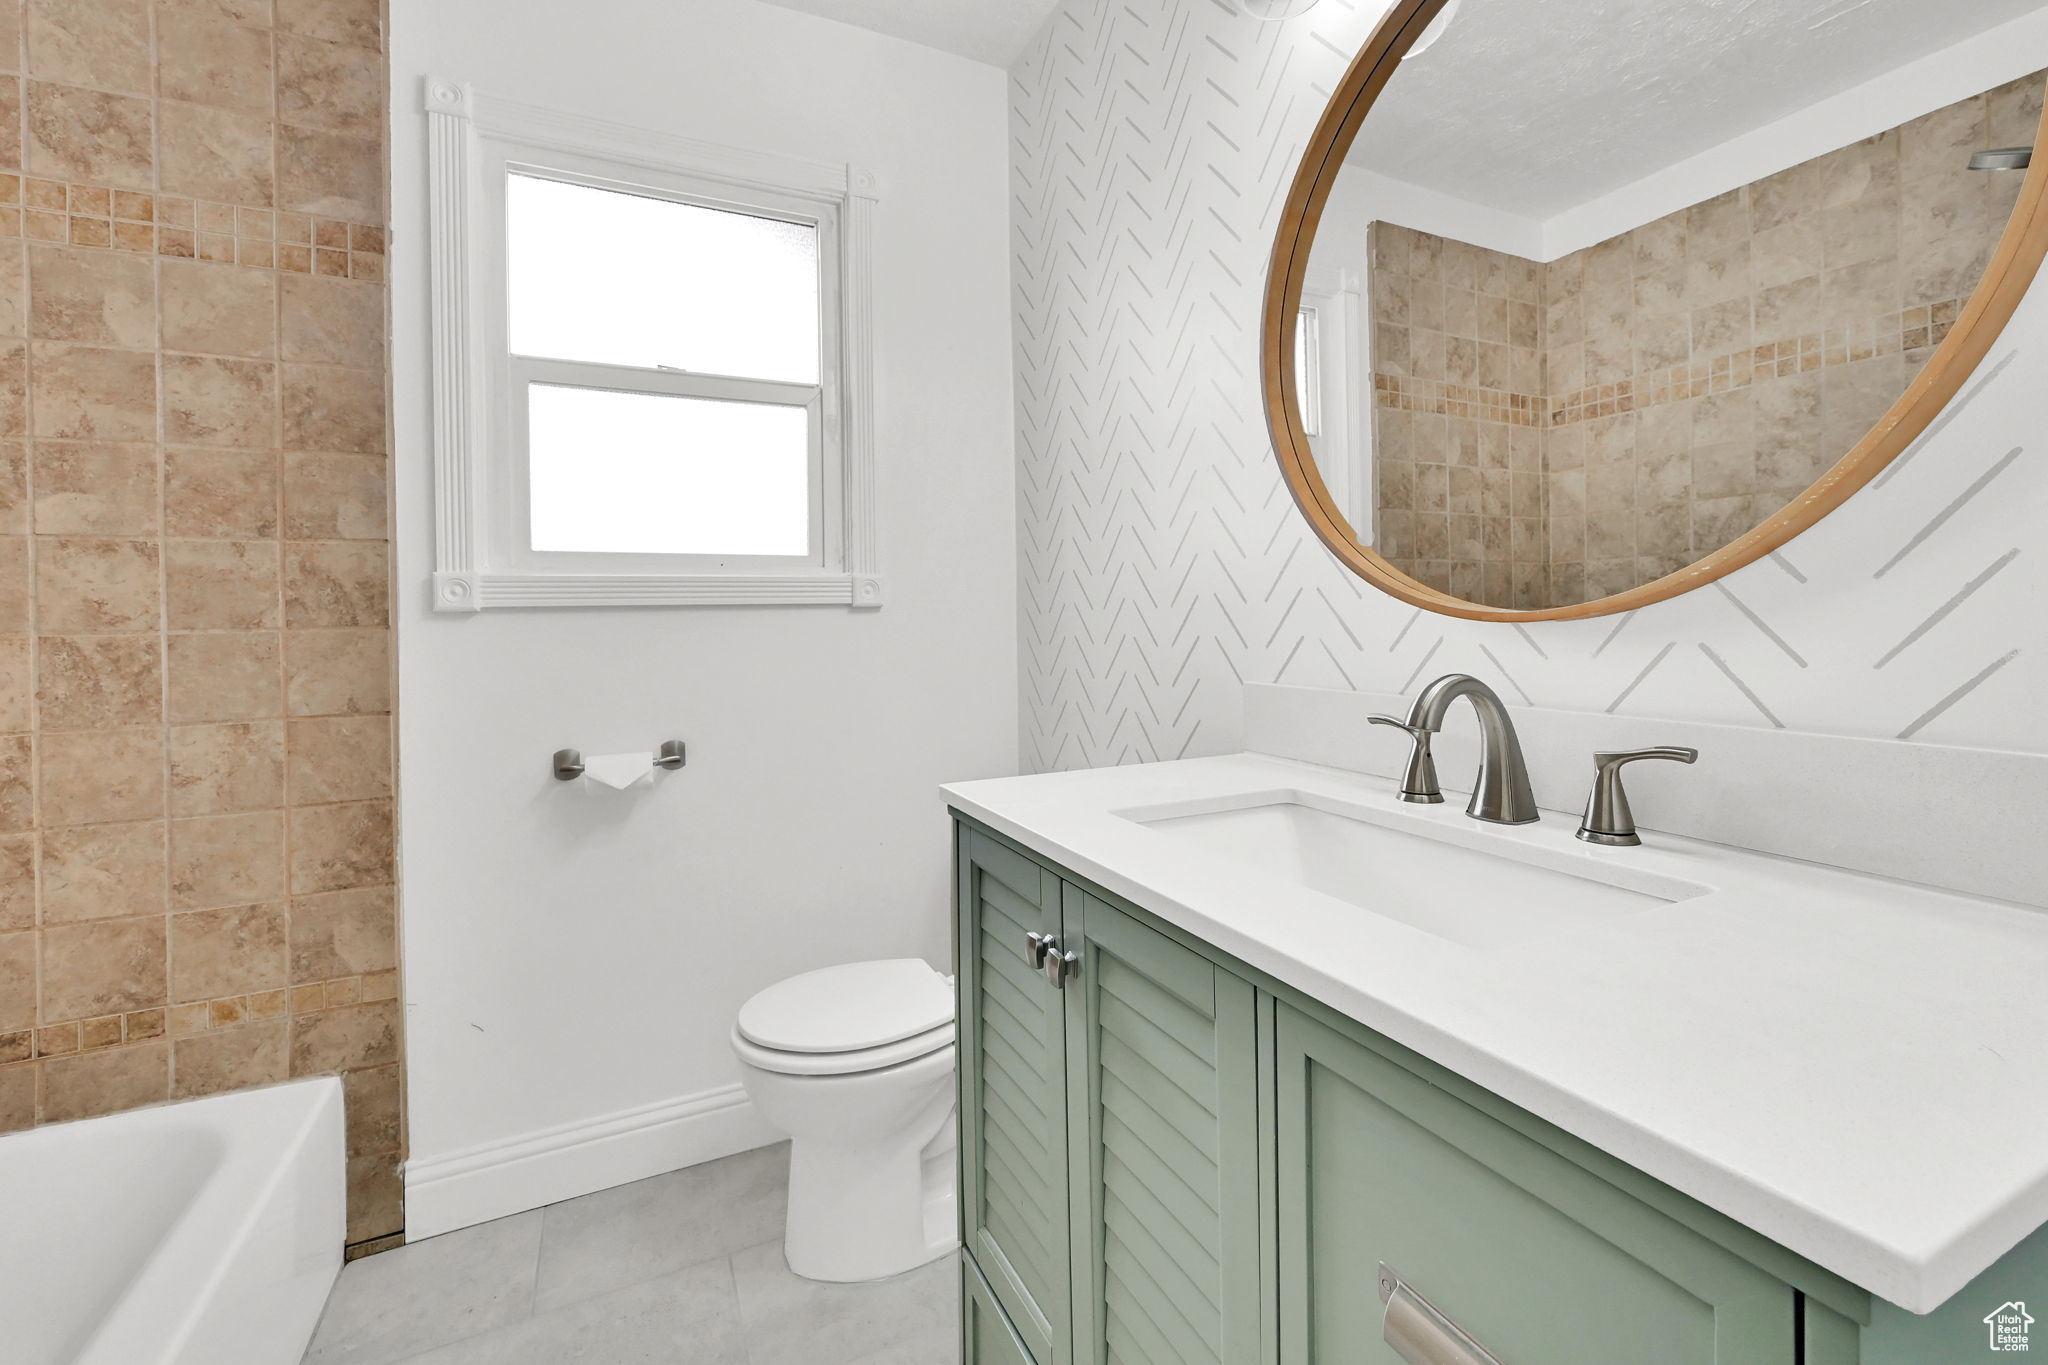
[275,0,377,48]
[170,902,286,1001]
[0,834,35,933]
[276,32,378,131]
[163,354,278,448]
[0,1061,32,1132]
[28,245,154,347]
[285,540,385,627]
[24,81,152,188]
[157,10,273,110]
[30,342,155,441]
[169,720,283,814]
[39,818,164,922]
[39,726,163,825]
[279,274,382,367]
[276,125,380,221]
[290,997,396,1074]
[0,733,30,834]
[280,364,384,453]
[346,1150,402,1244]
[287,714,388,804]
[289,884,393,982]
[0,928,32,1030]
[161,0,272,24]
[159,100,273,205]
[41,1038,166,1121]
[32,442,158,536]
[288,799,389,894]
[172,1017,287,1097]
[170,809,285,909]
[35,537,161,632]
[42,916,165,1018]
[160,260,277,359]
[166,630,280,723]
[165,447,279,538]
[0,444,25,534]
[284,452,385,540]
[165,539,279,629]
[25,0,151,93]
[342,1062,400,1155]
[0,534,26,631]
[284,627,387,716]
[0,342,26,438]
[38,633,161,728]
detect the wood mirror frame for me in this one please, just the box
[1263,0,2048,622]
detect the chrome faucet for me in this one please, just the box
[1370,674,1540,825]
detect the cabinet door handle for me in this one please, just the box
[1024,932,1054,970]
[1045,948,1079,988]
[1378,1264,1504,1365]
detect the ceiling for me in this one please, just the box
[752,0,1062,66]
[1349,0,2048,219]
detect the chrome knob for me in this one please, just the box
[1024,932,1054,970]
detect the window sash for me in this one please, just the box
[499,356,827,573]
[483,148,845,576]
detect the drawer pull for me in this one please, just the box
[1378,1264,1505,1365]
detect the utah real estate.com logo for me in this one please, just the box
[1985,1301,2034,1352]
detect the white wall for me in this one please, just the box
[1015,0,2048,772]
[390,0,1017,1234]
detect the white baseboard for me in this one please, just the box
[403,1084,783,1240]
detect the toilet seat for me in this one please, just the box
[734,958,956,1077]
[732,1020,955,1077]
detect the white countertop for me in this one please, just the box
[943,752,2048,1315]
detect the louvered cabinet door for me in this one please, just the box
[959,827,1074,1365]
[1063,888,1262,1365]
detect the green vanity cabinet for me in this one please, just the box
[956,826,1264,1365]
[954,814,2038,1365]
[958,827,1073,1365]
[1062,883,1264,1365]
[1274,1003,1799,1365]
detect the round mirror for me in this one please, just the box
[1266,0,2048,620]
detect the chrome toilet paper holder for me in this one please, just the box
[552,740,687,782]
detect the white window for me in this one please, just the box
[424,80,880,610]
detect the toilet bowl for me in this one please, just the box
[732,959,959,1282]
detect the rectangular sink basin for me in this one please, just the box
[1121,791,1709,950]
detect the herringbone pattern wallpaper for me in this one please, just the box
[1012,0,2047,771]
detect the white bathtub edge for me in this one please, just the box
[404,1083,779,1239]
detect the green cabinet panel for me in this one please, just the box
[967,1254,1041,1365]
[1274,1003,1795,1365]
[959,827,1073,1365]
[1062,887,1264,1365]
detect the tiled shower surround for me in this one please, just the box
[0,0,399,1245]
[1369,73,2041,610]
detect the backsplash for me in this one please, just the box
[0,0,400,1246]
[1012,0,2048,771]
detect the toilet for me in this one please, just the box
[732,959,959,1282]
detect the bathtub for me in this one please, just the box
[2,1077,346,1365]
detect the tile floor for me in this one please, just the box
[302,1144,960,1365]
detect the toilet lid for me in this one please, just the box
[736,959,955,1054]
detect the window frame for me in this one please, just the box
[425,78,881,610]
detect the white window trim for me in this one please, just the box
[424,77,881,611]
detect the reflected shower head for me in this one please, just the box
[1970,147,2033,171]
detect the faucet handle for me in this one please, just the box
[1370,715,1444,805]
[1577,747,1699,847]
